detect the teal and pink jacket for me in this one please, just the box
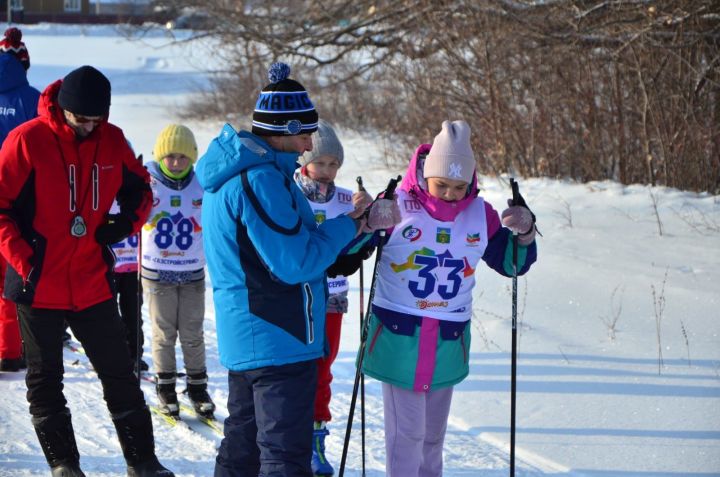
[361,143,537,392]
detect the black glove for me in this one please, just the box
[327,247,375,278]
[327,253,363,278]
[95,214,133,245]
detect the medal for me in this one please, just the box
[71,215,87,238]
[63,155,98,239]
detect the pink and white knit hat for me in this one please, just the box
[423,120,476,183]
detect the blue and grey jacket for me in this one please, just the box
[195,124,357,371]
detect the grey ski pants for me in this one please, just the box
[382,382,454,477]
[142,278,206,375]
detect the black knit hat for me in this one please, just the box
[58,65,111,117]
[252,63,318,137]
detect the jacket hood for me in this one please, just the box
[400,143,479,222]
[38,79,108,141]
[0,54,28,93]
[196,123,301,193]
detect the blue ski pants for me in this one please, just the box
[215,359,317,477]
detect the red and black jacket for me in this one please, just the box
[0,79,151,311]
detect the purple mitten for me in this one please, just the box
[363,197,401,233]
[501,205,536,245]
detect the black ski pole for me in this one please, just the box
[509,177,520,477]
[135,231,142,384]
[135,154,143,384]
[339,175,401,477]
[355,176,367,477]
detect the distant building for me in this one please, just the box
[3,0,154,23]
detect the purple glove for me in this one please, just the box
[362,197,401,233]
[501,204,536,245]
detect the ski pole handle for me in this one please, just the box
[510,177,531,210]
[362,175,401,219]
[379,176,401,238]
[509,177,538,237]
[384,175,401,198]
[510,177,520,207]
[356,176,366,192]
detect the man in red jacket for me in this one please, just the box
[0,65,173,477]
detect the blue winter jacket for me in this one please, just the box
[0,54,39,145]
[196,124,357,371]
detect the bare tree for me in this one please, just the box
[651,268,669,375]
[145,0,720,192]
[599,284,625,340]
[555,196,574,228]
[680,318,691,366]
[649,187,665,236]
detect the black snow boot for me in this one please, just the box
[112,406,175,477]
[127,455,175,477]
[186,371,215,418]
[32,409,85,476]
[0,356,26,371]
[156,372,179,417]
[51,464,86,477]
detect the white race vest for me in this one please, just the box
[141,175,205,271]
[373,189,489,322]
[109,201,139,272]
[308,186,354,294]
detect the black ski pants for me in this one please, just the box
[215,359,317,477]
[114,271,144,361]
[18,299,146,418]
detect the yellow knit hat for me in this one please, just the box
[153,124,198,163]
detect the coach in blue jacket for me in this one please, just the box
[197,63,397,477]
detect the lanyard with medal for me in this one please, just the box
[63,142,100,238]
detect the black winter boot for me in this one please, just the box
[186,371,215,418]
[0,356,26,371]
[156,372,179,417]
[32,409,84,475]
[51,464,86,477]
[112,407,174,477]
[127,455,174,477]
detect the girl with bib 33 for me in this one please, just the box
[361,120,538,477]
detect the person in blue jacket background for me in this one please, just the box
[0,27,39,145]
[196,62,400,477]
[0,27,39,373]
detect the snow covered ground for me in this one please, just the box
[0,24,719,477]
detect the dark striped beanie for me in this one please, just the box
[252,63,319,137]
